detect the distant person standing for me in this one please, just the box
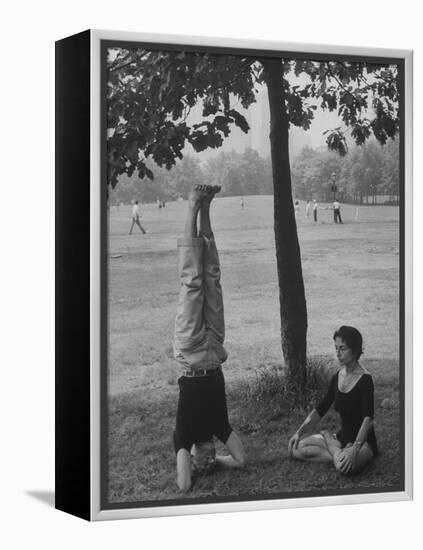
[305,200,311,220]
[240,197,244,209]
[333,199,342,224]
[313,200,318,222]
[129,201,146,235]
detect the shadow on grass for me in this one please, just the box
[107,358,402,505]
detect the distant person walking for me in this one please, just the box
[129,201,146,235]
[333,199,342,224]
[313,200,318,222]
[240,197,244,209]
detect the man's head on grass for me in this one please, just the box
[191,440,216,475]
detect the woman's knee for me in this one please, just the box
[334,456,346,473]
[293,444,313,460]
[334,449,373,475]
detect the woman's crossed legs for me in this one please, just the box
[292,431,373,474]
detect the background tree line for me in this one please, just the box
[109,138,399,206]
[291,137,399,204]
[109,147,273,204]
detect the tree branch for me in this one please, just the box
[109,51,149,73]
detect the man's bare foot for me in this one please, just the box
[188,185,213,208]
[202,185,221,205]
[188,185,220,208]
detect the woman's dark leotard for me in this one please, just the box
[316,372,378,456]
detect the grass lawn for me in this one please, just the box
[107,196,401,504]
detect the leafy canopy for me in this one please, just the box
[106,48,400,188]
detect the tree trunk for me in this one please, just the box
[262,59,308,405]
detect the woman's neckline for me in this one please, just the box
[337,370,367,394]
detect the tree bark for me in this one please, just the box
[262,59,308,405]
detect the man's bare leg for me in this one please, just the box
[184,185,212,238]
[199,185,221,238]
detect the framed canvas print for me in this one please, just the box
[55,29,413,521]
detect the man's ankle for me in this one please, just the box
[188,201,201,212]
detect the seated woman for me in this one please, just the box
[288,326,378,475]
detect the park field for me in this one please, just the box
[107,196,401,504]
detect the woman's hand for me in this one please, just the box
[288,433,301,456]
[338,444,358,474]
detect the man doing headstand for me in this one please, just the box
[173,185,246,492]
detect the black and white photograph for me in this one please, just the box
[3,0,422,545]
[102,39,407,509]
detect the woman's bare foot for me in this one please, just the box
[320,429,342,459]
[320,429,333,443]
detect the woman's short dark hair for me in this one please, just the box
[333,326,363,360]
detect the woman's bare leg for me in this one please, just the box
[321,431,374,474]
[320,430,343,460]
[291,434,333,463]
[333,442,374,474]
